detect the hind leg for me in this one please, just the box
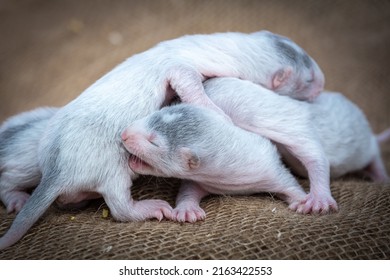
[365,153,389,183]
[1,190,31,214]
[0,170,40,214]
[237,121,337,214]
[266,168,308,212]
[99,170,173,221]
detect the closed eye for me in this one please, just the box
[306,78,314,83]
[150,141,159,147]
[148,133,160,147]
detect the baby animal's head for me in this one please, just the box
[121,105,210,178]
[256,30,325,101]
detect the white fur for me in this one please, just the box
[162,112,182,123]
[0,30,324,249]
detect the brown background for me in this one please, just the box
[0,0,389,259]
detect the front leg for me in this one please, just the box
[172,180,210,223]
[99,171,173,222]
[167,65,231,122]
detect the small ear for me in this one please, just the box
[272,67,293,89]
[180,147,200,170]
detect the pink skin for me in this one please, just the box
[295,190,337,215]
[131,200,173,222]
[4,191,30,214]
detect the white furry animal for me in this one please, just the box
[122,104,308,222]
[122,78,389,222]
[0,108,58,213]
[0,30,325,249]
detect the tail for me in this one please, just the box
[0,180,60,250]
[377,128,390,143]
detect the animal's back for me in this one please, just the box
[308,92,376,177]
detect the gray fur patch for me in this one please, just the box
[302,53,312,69]
[148,105,204,150]
[0,123,32,160]
[273,37,313,69]
[275,40,299,64]
[41,134,61,181]
[0,123,32,144]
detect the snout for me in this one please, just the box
[121,126,139,152]
[121,125,143,143]
[121,125,150,154]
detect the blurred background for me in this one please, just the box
[0,0,389,134]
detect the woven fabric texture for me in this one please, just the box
[0,0,389,259]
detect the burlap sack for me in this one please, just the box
[0,0,389,259]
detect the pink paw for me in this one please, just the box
[294,193,338,214]
[6,191,30,214]
[288,200,302,212]
[134,199,173,221]
[172,204,206,223]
